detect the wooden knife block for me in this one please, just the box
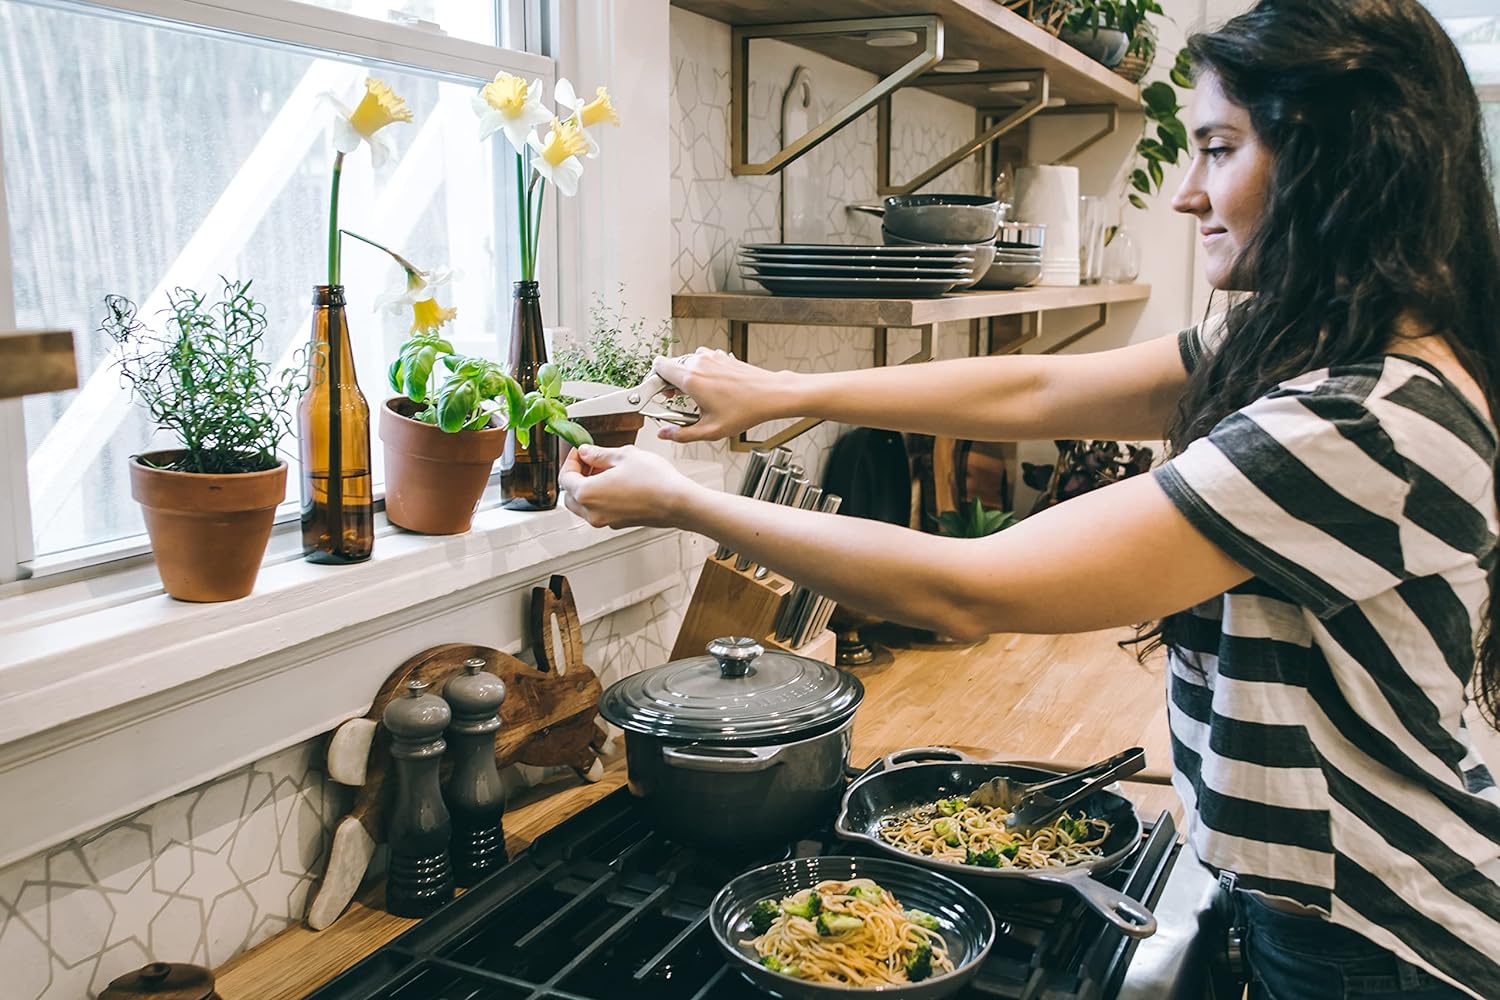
[670,556,837,664]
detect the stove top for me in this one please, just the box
[306,786,1193,1000]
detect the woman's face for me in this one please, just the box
[1171,72,1274,290]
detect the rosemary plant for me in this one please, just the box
[101,278,303,474]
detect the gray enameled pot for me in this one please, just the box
[599,637,864,850]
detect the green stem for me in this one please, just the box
[328,152,345,286]
[340,228,420,274]
[530,179,547,281]
[516,150,530,281]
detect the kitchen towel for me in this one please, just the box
[1016,165,1080,286]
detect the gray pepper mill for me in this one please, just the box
[382,678,454,917]
[442,657,508,886]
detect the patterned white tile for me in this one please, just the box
[187,771,251,855]
[150,841,193,895]
[0,903,52,1000]
[46,883,113,966]
[204,887,255,967]
[147,896,205,965]
[90,938,151,998]
[80,826,151,894]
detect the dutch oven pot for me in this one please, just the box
[598,637,864,850]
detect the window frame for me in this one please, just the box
[0,0,563,585]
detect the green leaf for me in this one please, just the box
[387,355,405,396]
[545,417,593,448]
[1131,169,1152,194]
[935,512,964,537]
[1139,139,1168,161]
[1159,121,1188,154]
[538,362,562,397]
[1128,193,1148,210]
[544,398,569,423]
[406,345,438,402]
[1142,81,1177,115]
[437,381,477,433]
[1148,157,1164,188]
[501,373,525,421]
[518,394,549,431]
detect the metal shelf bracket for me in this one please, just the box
[1042,302,1111,354]
[1045,104,1121,164]
[728,321,933,452]
[732,15,943,176]
[878,71,1049,196]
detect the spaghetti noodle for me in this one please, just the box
[877,797,1111,869]
[743,878,955,986]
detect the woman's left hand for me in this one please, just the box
[559,445,701,530]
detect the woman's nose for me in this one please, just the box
[1172,165,1208,216]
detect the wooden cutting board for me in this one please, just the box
[306,574,604,930]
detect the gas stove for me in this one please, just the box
[306,782,1215,1000]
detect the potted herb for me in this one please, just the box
[1060,1,1130,67]
[933,497,1018,538]
[367,235,590,534]
[103,279,302,602]
[553,295,676,448]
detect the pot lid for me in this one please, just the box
[99,962,217,1000]
[599,637,863,744]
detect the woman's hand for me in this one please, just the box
[652,348,796,443]
[559,445,702,530]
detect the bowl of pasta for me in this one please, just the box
[709,856,995,998]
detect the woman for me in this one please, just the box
[562,2,1500,996]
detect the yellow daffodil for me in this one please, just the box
[554,79,620,158]
[472,72,551,153]
[408,295,458,334]
[527,117,589,196]
[375,262,459,329]
[324,77,413,168]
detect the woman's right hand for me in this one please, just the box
[652,348,795,443]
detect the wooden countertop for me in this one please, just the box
[214,626,1175,999]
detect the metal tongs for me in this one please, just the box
[563,370,700,427]
[970,746,1146,833]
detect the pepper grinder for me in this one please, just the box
[382,678,454,917]
[442,657,508,886]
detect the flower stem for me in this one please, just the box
[531,179,547,280]
[340,228,419,274]
[328,152,345,286]
[515,150,530,281]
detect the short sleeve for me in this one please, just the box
[1153,377,1414,617]
[1177,312,1232,375]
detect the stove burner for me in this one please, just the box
[307,788,1179,1000]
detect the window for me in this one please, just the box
[1426,1,1500,197]
[0,0,551,574]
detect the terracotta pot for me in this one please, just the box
[380,398,506,535]
[130,451,287,603]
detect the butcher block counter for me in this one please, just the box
[214,627,1178,1000]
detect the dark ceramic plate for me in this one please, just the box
[710,856,996,999]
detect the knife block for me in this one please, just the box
[671,556,837,664]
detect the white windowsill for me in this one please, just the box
[0,459,722,868]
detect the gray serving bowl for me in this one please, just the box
[861,194,1005,245]
[881,228,996,288]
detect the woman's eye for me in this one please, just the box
[1201,146,1231,160]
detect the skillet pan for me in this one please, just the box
[834,748,1158,939]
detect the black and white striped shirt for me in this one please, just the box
[1154,326,1500,998]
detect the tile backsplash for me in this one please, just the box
[3,10,995,996]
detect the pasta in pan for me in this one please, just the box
[743,879,955,987]
[877,796,1111,869]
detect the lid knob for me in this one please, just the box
[707,636,763,678]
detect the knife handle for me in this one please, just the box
[736,466,790,572]
[715,449,771,560]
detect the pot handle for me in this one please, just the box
[661,744,785,773]
[1031,868,1158,939]
[846,202,885,218]
[878,746,975,773]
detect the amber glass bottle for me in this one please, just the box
[299,285,375,562]
[500,280,559,510]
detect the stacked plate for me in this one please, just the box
[973,221,1047,290]
[738,243,980,298]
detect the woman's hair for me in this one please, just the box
[1162,0,1500,725]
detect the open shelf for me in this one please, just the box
[671,0,1141,110]
[672,282,1152,328]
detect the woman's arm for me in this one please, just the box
[561,446,1249,640]
[657,332,1191,445]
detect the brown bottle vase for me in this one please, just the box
[501,280,559,511]
[298,285,375,563]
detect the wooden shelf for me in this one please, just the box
[671,0,1141,110]
[672,282,1151,328]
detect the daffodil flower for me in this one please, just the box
[374,263,459,334]
[473,72,551,153]
[527,117,590,196]
[324,77,413,169]
[553,79,620,158]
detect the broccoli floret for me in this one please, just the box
[761,955,785,972]
[905,908,941,930]
[816,913,865,936]
[1060,816,1092,840]
[906,941,934,982]
[965,847,1001,868]
[848,884,883,902]
[749,898,780,935]
[936,797,966,816]
[999,842,1020,860]
[932,818,962,846]
[780,890,821,919]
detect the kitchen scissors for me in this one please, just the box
[563,366,701,427]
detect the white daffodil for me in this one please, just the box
[375,264,460,333]
[472,72,551,153]
[553,78,620,158]
[323,77,413,169]
[527,117,589,196]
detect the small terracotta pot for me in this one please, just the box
[130,451,287,603]
[380,398,506,534]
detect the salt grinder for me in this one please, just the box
[382,678,454,917]
[442,656,509,886]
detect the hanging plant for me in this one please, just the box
[1126,48,1195,211]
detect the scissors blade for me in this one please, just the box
[563,381,640,419]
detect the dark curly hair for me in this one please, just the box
[1162,0,1500,725]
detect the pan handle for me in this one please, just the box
[1031,868,1158,939]
[878,746,976,773]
